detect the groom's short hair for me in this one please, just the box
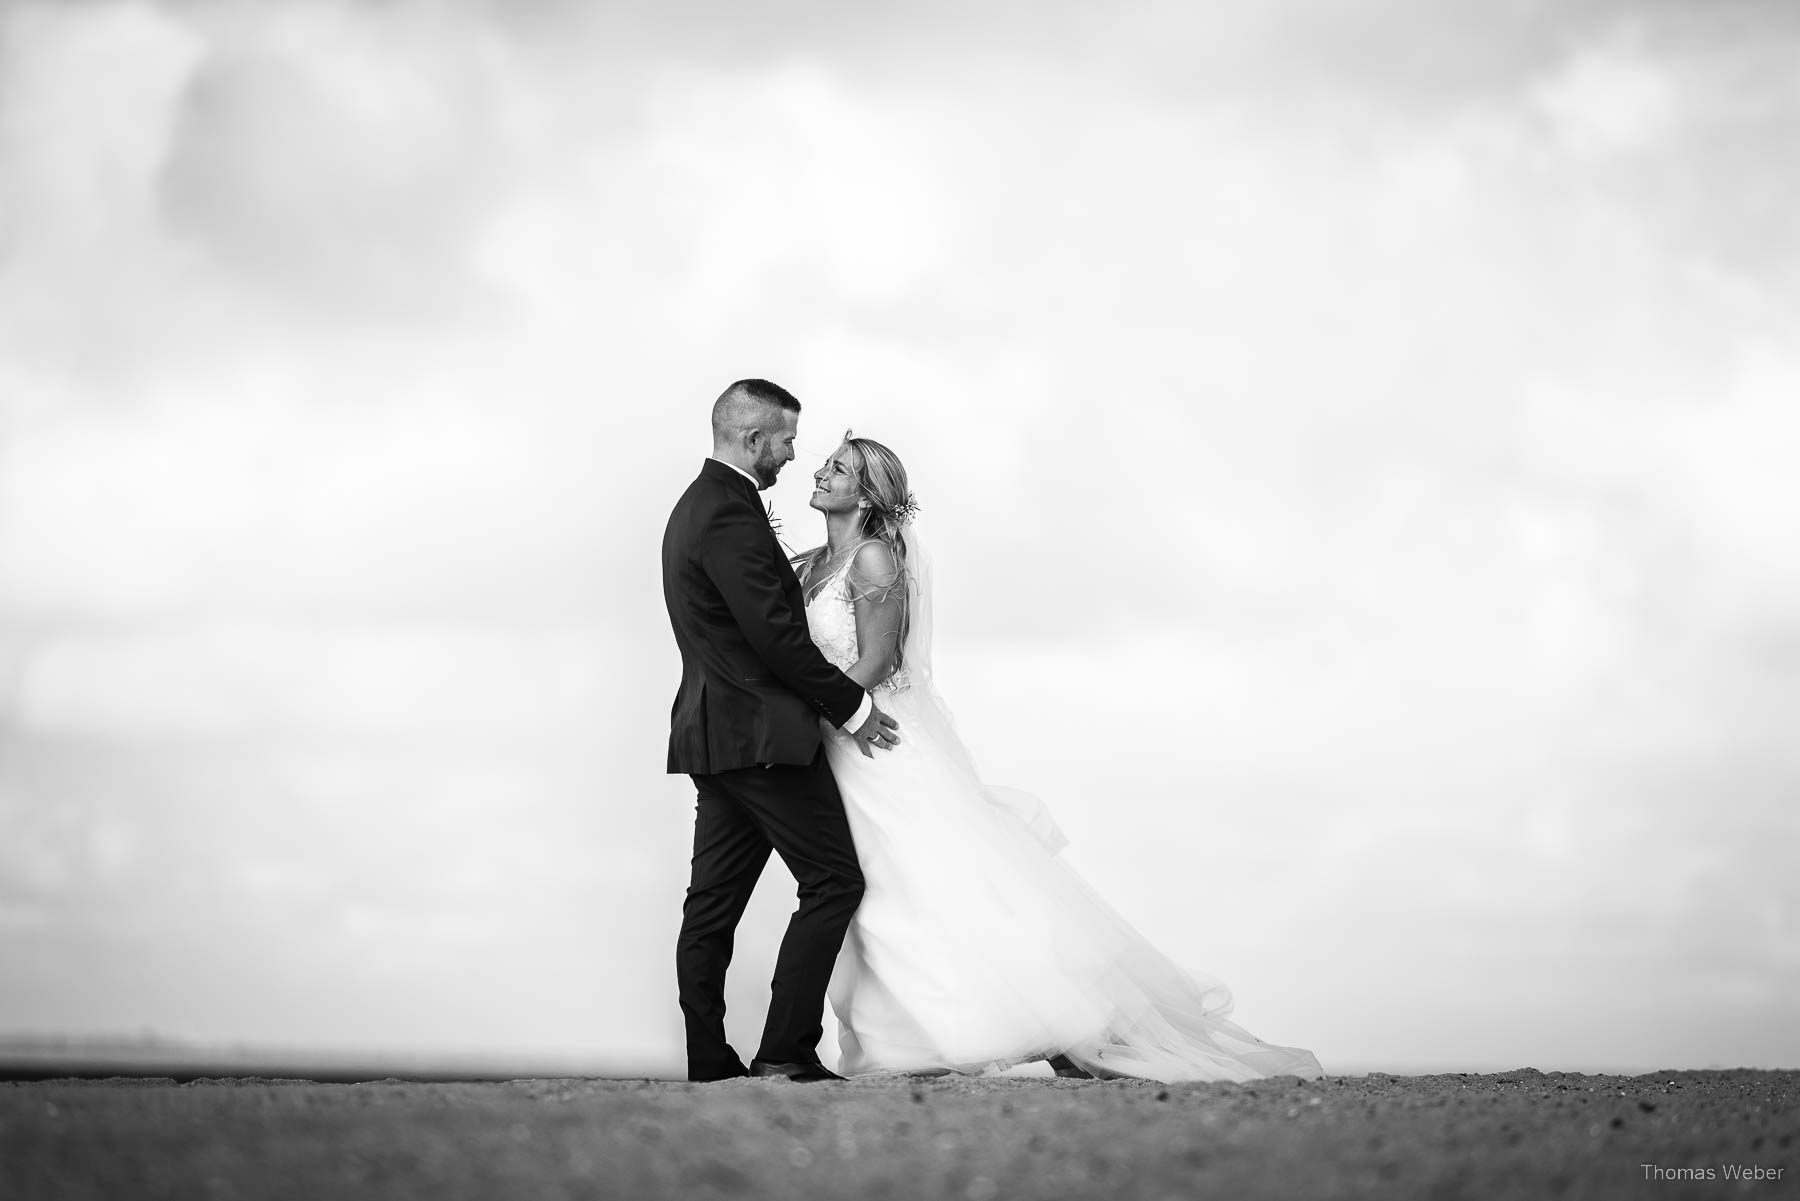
[712,378,801,441]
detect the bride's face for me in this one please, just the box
[809,445,865,515]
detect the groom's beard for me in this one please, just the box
[752,453,782,489]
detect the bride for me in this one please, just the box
[795,433,1322,1082]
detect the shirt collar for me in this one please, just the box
[708,456,762,489]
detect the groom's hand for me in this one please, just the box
[851,704,900,759]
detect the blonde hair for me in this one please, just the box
[843,436,915,543]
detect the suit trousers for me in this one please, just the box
[676,749,866,1079]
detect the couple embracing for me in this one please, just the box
[662,378,1321,1084]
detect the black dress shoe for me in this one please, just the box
[1047,1053,1095,1079]
[750,1059,846,1082]
[690,1064,750,1082]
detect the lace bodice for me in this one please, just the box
[804,557,910,694]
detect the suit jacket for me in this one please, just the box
[663,458,867,774]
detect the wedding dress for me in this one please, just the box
[807,527,1322,1082]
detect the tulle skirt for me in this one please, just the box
[822,679,1322,1082]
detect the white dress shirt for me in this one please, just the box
[709,457,875,734]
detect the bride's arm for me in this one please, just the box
[845,540,904,691]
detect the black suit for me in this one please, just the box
[662,458,869,1079]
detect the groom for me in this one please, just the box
[663,378,900,1083]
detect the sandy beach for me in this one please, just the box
[3,1068,1793,1200]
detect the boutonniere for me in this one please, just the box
[766,500,797,557]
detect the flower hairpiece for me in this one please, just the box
[887,492,920,528]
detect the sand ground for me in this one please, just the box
[3,1069,1794,1200]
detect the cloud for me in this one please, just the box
[156,12,507,315]
[0,0,1797,1070]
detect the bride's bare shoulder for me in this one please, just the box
[847,540,903,605]
[852,539,898,580]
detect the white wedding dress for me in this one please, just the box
[807,529,1323,1082]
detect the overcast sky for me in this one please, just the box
[1,0,1796,1074]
